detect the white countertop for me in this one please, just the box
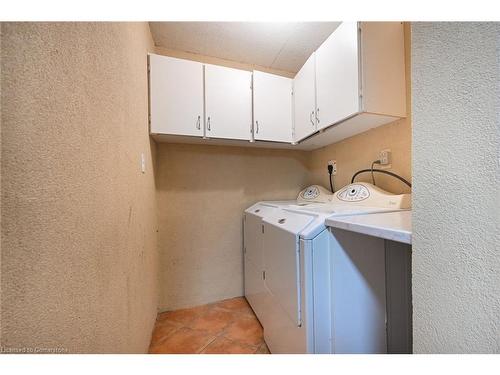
[325,211,412,244]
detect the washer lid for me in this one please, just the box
[262,210,317,236]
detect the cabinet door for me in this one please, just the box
[316,22,360,130]
[253,71,293,143]
[293,53,317,142]
[149,54,204,136]
[205,64,252,141]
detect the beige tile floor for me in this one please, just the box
[149,297,270,354]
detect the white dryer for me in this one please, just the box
[243,182,411,354]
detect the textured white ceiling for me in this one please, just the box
[149,22,341,74]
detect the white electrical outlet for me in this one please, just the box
[328,160,337,175]
[379,149,391,165]
[379,149,392,169]
[141,153,146,173]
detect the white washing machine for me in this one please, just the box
[243,183,411,354]
[243,185,334,328]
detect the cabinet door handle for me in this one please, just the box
[310,111,315,126]
[256,120,259,134]
[196,115,201,130]
[207,116,211,131]
[316,108,320,124]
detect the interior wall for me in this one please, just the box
[411,22,499,353]
[156,144,309,311]
[1,22,158,353]
[307,23,412,194]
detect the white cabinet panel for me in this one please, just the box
[329,228,387,353]
[244,211,266,325]
[293,53,317,142]
[360,22,406,117]
[244,204,277,328]
[205,64,252,141]
[149,54,204,136]
[315,22,360,131]
[253,71,293,143]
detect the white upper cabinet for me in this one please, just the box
[148,22,406,150]
[253,71,293,143]
[204,64,252,141]
[299,22,406,150]
[315,22,360,130]
[149,54,204,137]
[293,53,317,142]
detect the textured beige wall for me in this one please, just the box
[1,22,158,353]
[307,23,412,194]
[156,144,309,311]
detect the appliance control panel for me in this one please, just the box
[301,186,320,200]
[297,185,333,204]
[336,184,370,202]
[333,182,411,209]
[296,183,411,209]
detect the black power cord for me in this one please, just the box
[351,168,412,188]
[371,160,381,185]
[327,164,335,193]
